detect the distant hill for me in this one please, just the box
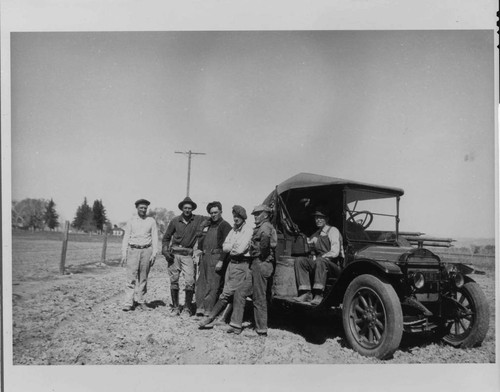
[452,237,495,249]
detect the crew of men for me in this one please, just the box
[121,196,343,337]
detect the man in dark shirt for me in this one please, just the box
[162,196,205,316]
[195,201,232,317]
[226,204,277,336]
[198,205,253,330]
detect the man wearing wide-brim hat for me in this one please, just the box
[293,209,344,306]
[162,196,206,316]
[121,199,159,311]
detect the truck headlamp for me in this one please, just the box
[411,271,425,289]
[452,272,465,288]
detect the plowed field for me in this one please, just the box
[10,231,496,365]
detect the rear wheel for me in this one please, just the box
[342,274,403,359]
[440,282,489,348]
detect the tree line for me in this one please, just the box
[12,197,176,235]
[12,197,108,233]
[12,198,60,231]
[71,197,108,233]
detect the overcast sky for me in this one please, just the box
[10,30,495,238]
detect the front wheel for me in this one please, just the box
[440,282,489,348]
[342,274,403,359]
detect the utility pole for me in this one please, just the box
[175,150,206,196]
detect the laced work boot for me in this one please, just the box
[182,290,194,316]
[293,291,313,303]
[199,299,227,329]
[170,288,180,316]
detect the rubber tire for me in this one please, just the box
[342,274,403,360]
[441,282,489,348]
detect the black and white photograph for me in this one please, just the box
[1,1,498,392]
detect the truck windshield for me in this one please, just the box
[344,190,398,243]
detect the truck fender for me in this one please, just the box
[329,259,403,306]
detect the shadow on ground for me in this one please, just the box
[147,300,167,309]
[267,306,346,345]
[63,259,123,275]
[398,331,444,352]
[267,304,445,357]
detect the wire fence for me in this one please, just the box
[11,230,495,281]
[11,231,123,281]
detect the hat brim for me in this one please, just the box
[179,201,197,211]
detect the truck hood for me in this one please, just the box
[355,245,414,263]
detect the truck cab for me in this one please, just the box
[263,173,489,359]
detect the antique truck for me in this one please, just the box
[263,173,489,359]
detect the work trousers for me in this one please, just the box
[219,261,250,301]
[168,253,195,291]
[230,259,274,334]
[123,247,153,306]
[195,253,223,315]
[295,256,339,291]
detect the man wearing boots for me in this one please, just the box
[121,199,159,311]
[199,205,253,329]
[226,204,277,336]
[162,196,205,316]
[195,201,232,317]
[293,210,344,306]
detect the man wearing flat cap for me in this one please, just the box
[121,199,159,311]
[226,204,277,336]
[162,196,205,316]
[199,205,254,329]
[293,210,344,306]
[195,201,232,317]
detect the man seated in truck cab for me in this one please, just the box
[293,210,344,306]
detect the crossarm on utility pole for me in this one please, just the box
[175,150,206,196]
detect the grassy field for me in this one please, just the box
[9,230,495,281]
[11,230,123,281]
[434,249,495,274]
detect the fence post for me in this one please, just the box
[60,221,69,275]
[99,231,108,266]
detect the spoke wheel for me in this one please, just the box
[342,274,402,359]
[350,288,386,348]
[440,282,489,348]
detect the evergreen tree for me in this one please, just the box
[44,198,60,230]
[72,197,94,232]
[92,199,107,233]
[72,203,84,229]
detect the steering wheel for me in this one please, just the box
[347,210,374,230]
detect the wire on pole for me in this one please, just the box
[175,150,206,196]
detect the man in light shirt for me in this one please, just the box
[199,205,253,329]
[226,204,277,336]
[121,199,159,311]
[293,210,344,306]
